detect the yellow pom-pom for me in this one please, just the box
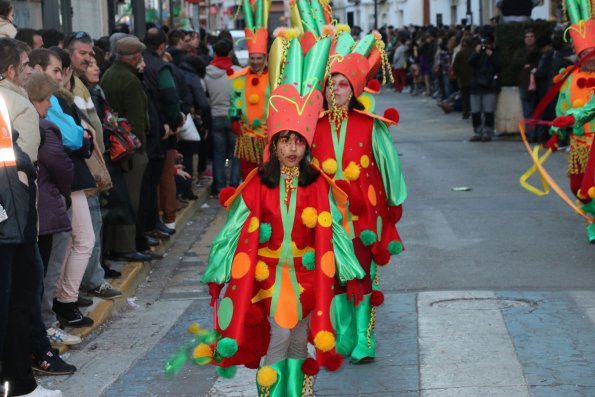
[255,260,269,281]
[192,343,214,363]
[285,28,300,40]
[321,24,335,37]
[256,366,278,387]
[344,161,360,181]
[336,24,351,34]
[301,207,318,228]
[313,330,336,352]
[322,158,337,175]
[232,78,245,91]
[248,94,260,105]
[188,322,207,336]
[248,216,260,233]
[588,187,595,198]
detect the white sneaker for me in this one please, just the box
[164,222,176,230]
[14,385,63,397]
[47,326,81,345]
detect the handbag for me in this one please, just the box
[81,120,113,192]
[178,113,201,142]
[104,110,142,163]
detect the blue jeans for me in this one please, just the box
[80,194,105,291]
[211,116,240,193]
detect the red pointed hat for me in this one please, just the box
[245,27,268,55]
[568,19,595,57]
[267,84,323,146]
[328,53,370,97]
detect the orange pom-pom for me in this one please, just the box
[384,108,400,124]
[321,24,335,37]
[273,27,288,38]
[219,187,236,207]
[370,290,385,306]
[367,79,381,93]
[374,246,391,266]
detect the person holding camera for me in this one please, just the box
[468,30,502,142]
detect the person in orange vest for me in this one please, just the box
[228,0,270,179]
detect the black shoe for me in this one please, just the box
[76,295,93,307]
[469,134,482,142]
[147,236,160,247]
[87,282,122,299]
[480,134,492,142]
[53,299,94,328]
[156,221,175,236]
[112,251,152,262]
[141,250,164,260]
[33,349,77,375]
[103,267,122,279]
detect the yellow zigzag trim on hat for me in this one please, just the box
[269,84,319,116]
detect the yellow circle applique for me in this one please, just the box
[358,94,372,112]
[235,98,244,108]
[232,78,245,91]
[560,102,569,112]
[255,260,269,281]
[317,211,332,228]
[322,158,337,175]
[248,94,260,105]
[248,217,260,233]
[311,157,320,167]
[360,155,370,168]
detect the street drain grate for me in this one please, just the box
[429,297,539,311]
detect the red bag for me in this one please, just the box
[103,110,142,163]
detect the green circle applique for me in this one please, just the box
[218,297,234,330]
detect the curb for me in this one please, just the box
[57,184,211,354]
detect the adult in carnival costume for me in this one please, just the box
[310,29,407,364]
[228,0,271,179]
[198,28,365,396]
[546,0,595,242]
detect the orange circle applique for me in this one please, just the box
[573,99,585,108]
[231,252,251,279]
[320,251,335,278]
[368,185,377,206]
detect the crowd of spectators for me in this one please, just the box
[0,0,247,395]
[382,20,574,142]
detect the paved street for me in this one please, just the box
[39,90,595,397]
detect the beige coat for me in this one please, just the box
[0,18,17,38]
[0,79,40,162]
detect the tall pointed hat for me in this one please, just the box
[327,31,392,97]
[289,0,333,54]
[242,0,271,54]
[267,28,332,144]
[564,0,595,56]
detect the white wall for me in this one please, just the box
[71,0,109,38]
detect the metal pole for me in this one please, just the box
[374,0,378,30]
[107,0,116,34]
[466,0,472,26]
[169,0,175,27]
[131,0,146,37]
[159,0,163,27]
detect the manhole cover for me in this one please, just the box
[429,297,538,310]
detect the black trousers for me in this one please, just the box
[0,242,40,396]
[137,157,165,246]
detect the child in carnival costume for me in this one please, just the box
[228,0,271,179]
[198,28,366,396]
[310,31,407,364]
[546,0,595,242]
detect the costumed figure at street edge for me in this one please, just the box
[228,0,271,179]
[310,28,407,364]
[196,28,366,396]
[544,0,595,242]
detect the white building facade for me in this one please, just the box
[333,0,554,33]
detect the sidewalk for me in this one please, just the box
[55,182,211,354]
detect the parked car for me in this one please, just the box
[229,29,248,67]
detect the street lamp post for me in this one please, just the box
[374,0,378,30]
[466,0,473,26]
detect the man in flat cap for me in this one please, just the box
[100,35,153,262]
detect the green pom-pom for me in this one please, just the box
[217,337,238,358]
[387,241,403,255]
[252,119,262,128]
[259,223,272,243]
[216,365,238,379]
[302,251,315,270]
[360,230,377,247]
[164,350,187,377]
